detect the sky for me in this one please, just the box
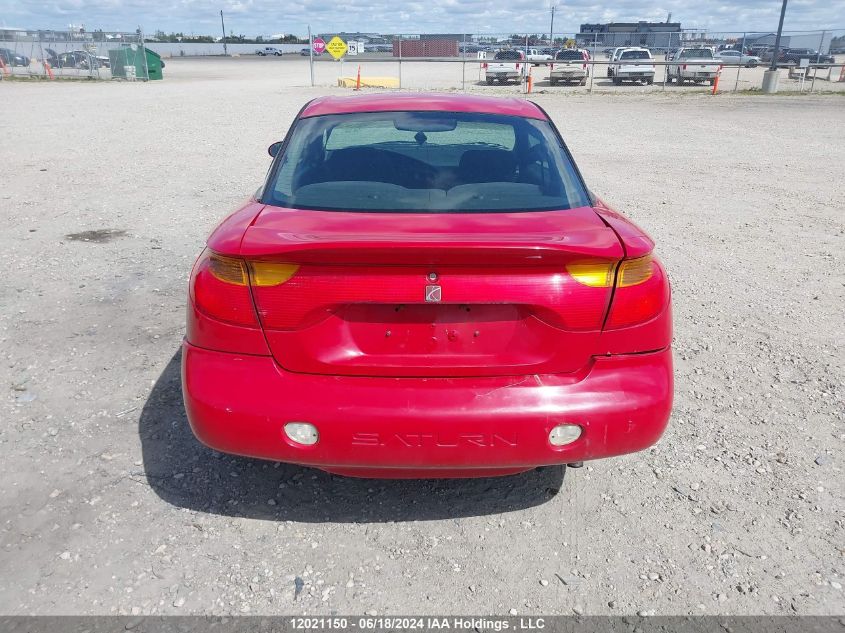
[2,0,844,37]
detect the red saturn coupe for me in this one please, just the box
[182,93,672,479]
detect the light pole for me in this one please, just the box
[549,4,555,47]
[763,0,787,92]
[220,10,228,56]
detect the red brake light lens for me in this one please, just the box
[606,254,668,329]
[190,250,258,327]
[567,255,668,329]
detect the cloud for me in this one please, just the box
[1,0,843,36]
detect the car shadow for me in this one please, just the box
[139,349,565,523]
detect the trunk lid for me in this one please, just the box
[242,205,623,377]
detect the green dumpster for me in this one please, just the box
[108,46,165,80]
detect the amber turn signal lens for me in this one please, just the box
[249,262,300,287]
[566,261,615,287]
[208,254,248,286]
[617,255,654,288]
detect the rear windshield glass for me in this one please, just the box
[263,111,590,213]
[621,50,650,60]
[680,49,713,58]
[494,50,522,61]
[555,50,582,60]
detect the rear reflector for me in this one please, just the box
[284,422,319,446]
[549,424,582,446]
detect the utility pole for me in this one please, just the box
[763,0,787,92]
[220,10,228,56]
[549,4,556,47]
[770,0,788,71]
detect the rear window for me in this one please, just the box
[263,111,590,213]
[679,49,713,59]
[555,50,583,60]
[621,50,651,60]
[494,50,522,61]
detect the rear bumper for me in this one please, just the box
[182,343,673,478]
[617,71,655,78]
[550,69,587,78]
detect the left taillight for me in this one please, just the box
[605,254,669,329]
[190,250,259,327]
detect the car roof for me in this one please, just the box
[300,93,548,120]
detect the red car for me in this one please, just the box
[183,93,673,479]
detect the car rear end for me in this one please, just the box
[483,50,525,83]
[615,50,655,83]
[678,51,720,81]
[182,97,673,478]
[549,50,589,84]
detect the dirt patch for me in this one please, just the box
[64,229,127,243]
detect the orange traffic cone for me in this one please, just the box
[711,73,720,94]
[355,65,361,90]
[43,60,54,80]
[527,67,533,94]
[0,57,10,78]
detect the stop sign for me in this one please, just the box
[312,37,326,54]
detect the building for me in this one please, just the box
[419,33,472,41]
[577,21,682,49]
[392,38,459,57]
[744,32,831,53]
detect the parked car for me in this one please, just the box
[549,49,589,85]
[482,49,526,84]
[610,48,655,85]
[717,50,761,67]
[757,47,778,63]
[0,47,30,67]
[778,48,835,65]
[256,46,282,56]
[182,93,674,479]
[606,47,624,76]
[666,47,721,85]
[43,48,59,67]
[524,47,553,65]
[56,51,100,69]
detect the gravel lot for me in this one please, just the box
[0,58,843,617]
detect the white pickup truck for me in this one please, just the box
[525,48,553,65]
[549,49,589,85]
[610,48,655,85]
[483,50,526,84]
[667,47,721,85]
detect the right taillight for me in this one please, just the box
[190,250,259,327]
[606,254,669,329]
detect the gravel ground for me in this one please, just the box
[0,58,843,617]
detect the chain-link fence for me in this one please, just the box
[306,29,845,93]
[0,28,152,80]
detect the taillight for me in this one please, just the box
[516,63,521,70]
[482,62,487,69]
[190,250,258,327]
[566,254,668,329]
[683,63,688,70]
[606,255,668,329]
